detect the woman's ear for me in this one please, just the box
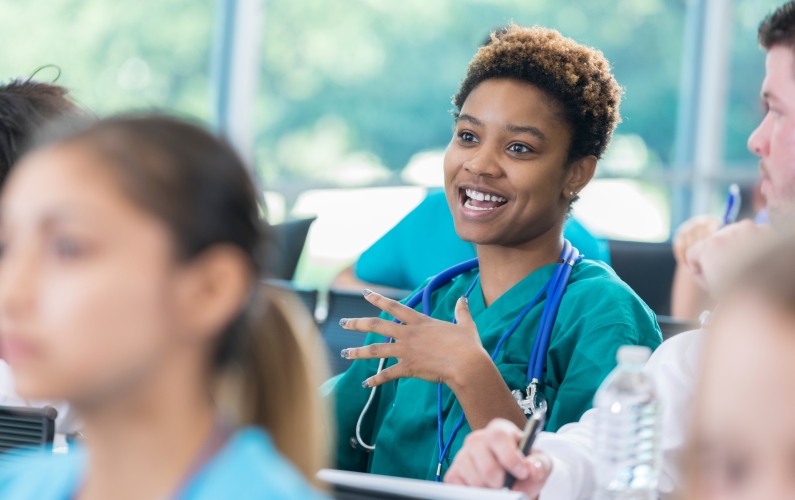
[562,155,597,200]
[173,245,253,344]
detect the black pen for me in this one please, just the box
[503,410,546,489]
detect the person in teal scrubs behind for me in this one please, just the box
[328,25,661,482]
[353,190,611,291]
[0,117,327,499]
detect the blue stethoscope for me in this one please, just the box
[354,239,582,481]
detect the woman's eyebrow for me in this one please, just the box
[457,114,483,127]
[504,123,546,142]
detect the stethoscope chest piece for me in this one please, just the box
[512,379,548,416]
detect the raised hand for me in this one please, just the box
[339,289,487,390]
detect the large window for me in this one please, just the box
[0,0,214,120]
[0,0,780,289]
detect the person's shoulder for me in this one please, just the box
[186,427,329,500]
[0,449,83,499]
[568,259,626,290]
[403,190,448,218]
[565,260,661,338]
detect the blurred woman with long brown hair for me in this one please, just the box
[0,116,330,500]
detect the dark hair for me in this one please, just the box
[32,115,328,481]
[759,1,795,50]
[453,24,623,161]
[0,79,77,185]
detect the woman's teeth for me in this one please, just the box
[465,189,507,203]
[464,199,494,211]
[463,188,507,211]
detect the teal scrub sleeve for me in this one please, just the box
[355,228,409,290]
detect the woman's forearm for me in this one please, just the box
[447,348,528,431]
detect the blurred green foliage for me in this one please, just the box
[0,0,213,120]
[0,0,780,186]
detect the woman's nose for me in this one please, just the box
[463,148,502,178]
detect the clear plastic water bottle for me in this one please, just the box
[593,345,660,500]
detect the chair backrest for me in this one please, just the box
[321,291,383,375]
[0,405,57,462]
[657,315,699,341]
[268,217,316,281]
[608,240,676,316]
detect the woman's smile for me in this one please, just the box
[458,186,509,218]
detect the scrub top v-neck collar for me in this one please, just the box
[466,262,560,326]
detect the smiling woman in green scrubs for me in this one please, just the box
[328,25,662,481]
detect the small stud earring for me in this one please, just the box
[569,191,576,196]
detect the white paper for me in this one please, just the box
[317,469,527,500]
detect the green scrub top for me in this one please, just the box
[354,191,612,290]
[329,259,661,481]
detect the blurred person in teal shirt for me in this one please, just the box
[0,117,327,500]
[335,190,610,291]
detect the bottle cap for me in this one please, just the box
[616,345,651,365]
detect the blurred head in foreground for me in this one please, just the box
[0,115,327,480]
[687,238,795,500]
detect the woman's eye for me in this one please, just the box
[459,132,478,143]
[51,237,87,259]
[508,143,532,154]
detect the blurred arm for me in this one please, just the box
[670,215,720,319]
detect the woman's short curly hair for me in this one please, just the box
[453,24,623,161]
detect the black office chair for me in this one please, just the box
[321,289,411,375]
[322,291,382,376]
[0,405,57,463]
[268,217,316,281]
[656,315,698,341]
[608,240,677,316]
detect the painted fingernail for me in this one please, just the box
[362,289,373,297]
[339,318,348,327]
[362,379,370,388]
[340,349,350,359]
[460,296,468,305]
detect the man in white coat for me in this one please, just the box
[444,3,795,498]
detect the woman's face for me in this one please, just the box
[693,295,795,500]
[444,78,585,246]
[0,143,188,404]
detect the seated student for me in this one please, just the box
[334,191,612,291]
[329,24,662,482]
[0,116,329,499]
[445,4,795,496]
[0,78,84,435]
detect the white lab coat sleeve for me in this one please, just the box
[534,329,704,500]
[649,329,703,496]
[0,360,80,435]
